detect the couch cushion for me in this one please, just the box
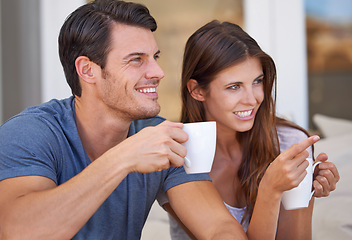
[313,114,352,138]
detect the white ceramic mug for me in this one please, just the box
[182,121,216,174]
[281,158,321,210]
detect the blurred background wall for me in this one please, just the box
[0,0,42,123]
[129,0,244,122]
[1,0,351,130]
[0,0,84,123]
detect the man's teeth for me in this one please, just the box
[235,110,252,117]
[137,88,156,93]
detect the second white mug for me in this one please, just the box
[281,158,321,210]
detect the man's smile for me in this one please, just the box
[135,87,157,93]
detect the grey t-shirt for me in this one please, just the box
[0,96,210,240]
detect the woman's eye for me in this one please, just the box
[254,78,264,85]
[228,84,240,90]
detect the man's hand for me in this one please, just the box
[108,120,188,173]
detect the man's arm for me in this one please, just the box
[167,181,247,240]
[0,157,132,240]
[0,121,188,239]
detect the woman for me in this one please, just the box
[161,20,339,239]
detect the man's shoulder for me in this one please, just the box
[21,97,74,117]
[4,97,74,121]
[1,97,75,137]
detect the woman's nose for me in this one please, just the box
[242,88,257,105]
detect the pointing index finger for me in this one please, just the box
[282,135,320,159]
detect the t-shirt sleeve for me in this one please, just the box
[0,115,60,183]
[163,167,211,192]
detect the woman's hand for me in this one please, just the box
[313,152,340,197]
[261,136,320,195]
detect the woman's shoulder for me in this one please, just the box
[277,125,309,151]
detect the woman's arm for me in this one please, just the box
[246,136,319,240]
[276,198,314,240]
[167,181,247,240]
[163,203,197,240]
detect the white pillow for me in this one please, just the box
[313,114,352,138]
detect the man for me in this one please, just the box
[0,1,246,239]
[0,1,329,239]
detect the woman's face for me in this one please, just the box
[201,57,264,133]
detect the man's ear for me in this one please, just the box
[187,79,206,101]
[75,56,97,84]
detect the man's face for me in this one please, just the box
[96,23,164,121]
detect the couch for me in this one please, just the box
[311,114,352,239]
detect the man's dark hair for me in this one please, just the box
[58,0,157,96]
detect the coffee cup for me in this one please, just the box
[182,121,216,174]
[281,158,321,210]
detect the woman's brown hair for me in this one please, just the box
[181,20,310,223]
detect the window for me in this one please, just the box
[305,0,352,128]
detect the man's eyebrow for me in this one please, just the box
[123,50,161,60]
[123,52,145,60]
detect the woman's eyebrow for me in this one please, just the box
[225,81,242,86]
[255,74,264,80]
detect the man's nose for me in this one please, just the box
[145,60,164,80]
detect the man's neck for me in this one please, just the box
[74,97,131,161]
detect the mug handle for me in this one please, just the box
[184,157,192,168]
[309,161,322,199]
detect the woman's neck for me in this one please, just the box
[215,124,241,160]
[210,126,246,207]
